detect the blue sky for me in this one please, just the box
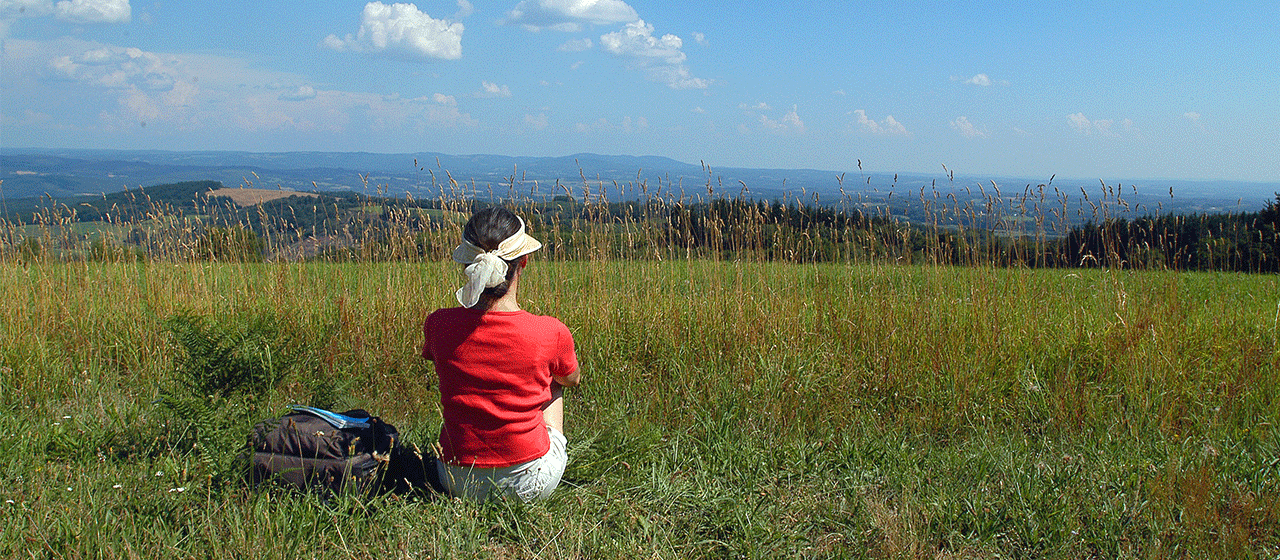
[2,0,1277,182]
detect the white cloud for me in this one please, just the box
[952,73,1009,87]
[506,0,638,32]
[832,89,846,96]
[557,37,593,52]
[2,0,54,20]
[453,0,473,19]
[950,116,987,138]
[475,81,511,98]
[13,38,480,139]
[279,85,317,101]
[600,19,708,89]
[692,106,705,114]
[1183,111,1207,133]
[324,2,463,61]
[739,102,804,134]
[852,109,908,136]
[573,115,648,134]
[1067,112,1091,133]
[51,45,177,91]
[622,115,646,132]
[1067,112,1136,137]
[645,64,708,90]
[432,93,456,105]
[524,113,548,129]
[3,0,130,23]
[601,19,683,63]
[56,0,129,23]
[692,32,707,46]
[758,105,804,133]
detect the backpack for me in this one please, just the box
[247,406,398,496]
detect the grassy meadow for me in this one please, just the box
[1,175,1278,558]
[1,255,1277,558]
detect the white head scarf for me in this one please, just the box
[451,216,542,308]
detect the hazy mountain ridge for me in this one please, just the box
[3,148,1277,215]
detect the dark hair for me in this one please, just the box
[462,207,524,306]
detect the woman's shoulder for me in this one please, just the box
[426,306,479,324]
[514,311,572,334]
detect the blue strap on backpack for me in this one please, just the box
[286,404,372,430]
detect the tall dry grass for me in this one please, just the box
[0,170,1277,558]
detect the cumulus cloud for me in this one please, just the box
[1183,111,1200,122]
[2,0,130,24]
[278,85,317,101]
[43,43,204,128]
[1067,112,1136,137]
[1066,112,1092,133]
[475,81,511,98]
[56,0,129,23]
[506,0,638,32]
[324,2,463,61]
[600,19,708,89]
[759,105,804,133]
[2,0,53,19]
[952,73,1009,87]
[622,115,646,132]
[557,37,593,51]
[574,115,648,134]
[17,37,480,140]
[432,93,456,105]
[950,116,987,138]
[852,109,908,136]
[524,113,548,130]
[738,102,803,134]
[51,45,177,91]
[453,0,473,19]
[692,32,707,46]
[601,19,683,63]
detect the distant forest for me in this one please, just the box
[3,180,1279,273]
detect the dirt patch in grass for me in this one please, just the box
[207,188,319,207]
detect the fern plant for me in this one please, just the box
[157,312,296,484]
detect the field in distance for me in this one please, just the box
[207,187,320,207]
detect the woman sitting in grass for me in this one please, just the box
[421,207,581,501]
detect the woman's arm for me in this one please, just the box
[543,369,578,432]
[552,369,580,387]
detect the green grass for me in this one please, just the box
[1,260,1277,558]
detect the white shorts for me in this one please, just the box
[435,426,568,502]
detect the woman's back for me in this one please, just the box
[424,206,580,502]
[424,307,577,468]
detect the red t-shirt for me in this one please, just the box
[422,308,578,468]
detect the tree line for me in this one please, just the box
[3,179,1278,273]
